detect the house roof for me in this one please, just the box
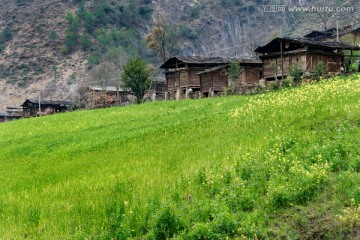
[21,99,72,107]
[87,86,130,92]
[160,56,262,69]
[160,56,229,69]
[195,57,262,75]
[254,37,360,54]
[303,28,337,39]
[196,65,228,75]
[230,57,262,64]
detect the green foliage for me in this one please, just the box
[60,45,69,54]
[225,60,243,95]
[87,54,100,66]
[121,57,152,104]
[35,25,43,33]
[288,64,302,85]
[2,26,12,42]
[313,61,325,81]
[77,0,87,20]
[61,0,152,61]
[350,62,359,72]
[189,4,202,19]
[0,75,359,238]
[0,26,12,52]
[220,0,243,6]
[282,77,293,88]
[228,61,242,82]
[153,206,184,239]
[178,25,197,41]
[48,31,58,42]
[80,33,92,51]
[64,12,81,52]
[16,0,27,7]
[84,12,95,33]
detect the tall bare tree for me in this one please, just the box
[88,61,119,88]
[145,14,179,63]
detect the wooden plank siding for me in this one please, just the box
[262,53,342,80]
[200,69,228,93]
[263,54,307,79]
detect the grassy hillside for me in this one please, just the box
[0,75,360,239]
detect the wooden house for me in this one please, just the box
[160,56,228,100]
[81,86,133,108]
[254,37,360,81]
[197,58,262,97]
[21,99,72,117]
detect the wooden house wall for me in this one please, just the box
[243,69,262,83]
[263,58,277,79]
[200,70,228,93]
[262,53,307,79]
[212,71,228,91]
[187,69,202,88]
[326,55,341,73]
[200,73,212,92]
[179,70,189,87]
[166,72,180,92]
[306,54,341,73]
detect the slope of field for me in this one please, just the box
[0,75,360,239]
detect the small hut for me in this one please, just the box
[197,58,262,97]
[21,99,72,117]
[160,56,229,100]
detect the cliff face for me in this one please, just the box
[0,0,357,109]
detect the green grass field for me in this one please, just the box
[0,74,360,239]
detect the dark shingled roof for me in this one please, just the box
[160,56,229,69]
[303,28,337,39]
[255,37,360,54]
[160,56,261,69]
[21,99,72,107]
[196,58,262,75]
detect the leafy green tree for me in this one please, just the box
[48,31,58,42]
[313,61,325,81]
[0,26,12,52]
[288,64,302,85]
[84,13,95,33]
[121,57,152,104]
[224,60,243,95]
[2,26,12,42]
[95,4,107,26]
[77,0,87,20]
[81,33,92,51]
[64,12,81,52]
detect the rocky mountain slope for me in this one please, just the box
[0,0,358,109]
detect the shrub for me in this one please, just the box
[81,33,92,51]
[350,62,359,72]
[288,64,302,85]
[185,223,213,240]
[313,61,325,81]
[60,45,69,54]
[268,81,280,91]
[153,207,184,239]
[48,31,58,42]
[282,76,293,88]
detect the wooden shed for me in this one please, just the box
[21,99,72,117]
[160,56,228,100]
[254,37,360,81]
[197,58,262,97]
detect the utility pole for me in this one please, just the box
[38,94,41,116]
[336,17,339,42]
